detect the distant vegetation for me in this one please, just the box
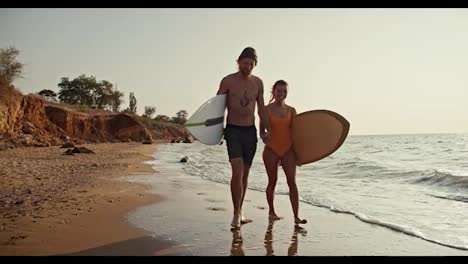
[143,106,156,118]
[52,75,188,125]
[55,75,124,112]
[1,45,188,125]
[38,89,57,102]
[0,46,24,86]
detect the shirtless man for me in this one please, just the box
[217,47,271,229]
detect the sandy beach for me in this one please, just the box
[2,141,468,256]
[0,142,176,256]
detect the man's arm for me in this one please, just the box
[217,77,228,95]
[257,79,271,139]
[217,77,229,120]
[259,108,266,138]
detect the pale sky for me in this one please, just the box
[2,8,468,135]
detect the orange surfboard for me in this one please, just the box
[291,110,350,166]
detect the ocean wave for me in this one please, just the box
[335,160,399,175]
[411,170,468,189]
[428,194,468,203]
[334,160,468,187]
[336,161,389,171]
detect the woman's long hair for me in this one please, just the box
[269,80,288,104]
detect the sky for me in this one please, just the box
[1,8,468,135]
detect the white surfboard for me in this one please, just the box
[184,94,226,145]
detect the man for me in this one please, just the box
[217,47,271,229]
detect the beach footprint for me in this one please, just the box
[207,207,226,212]
[171,183,183,188]
[205,198,223,203]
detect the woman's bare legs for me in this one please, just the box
[263,146,282,220]
[281,148,306,225]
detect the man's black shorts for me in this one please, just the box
[223,124,258,166]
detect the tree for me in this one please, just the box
[0,46,24,85]
[93,80,113,110]
[172,110,188,125]
[58,75,96,106]
[110,90,124,112]
[154,115,170,122]
[57,74,122,111]
[57,77,79,105]
[143,106,156,118]
[38,89,57,102]
[128,92,137,114]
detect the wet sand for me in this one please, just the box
[124,157,468,256]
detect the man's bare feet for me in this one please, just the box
[231,214,241,229]
[240,212,253,224]
[294,217,307,225]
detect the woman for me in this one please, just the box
[260,80,307,225]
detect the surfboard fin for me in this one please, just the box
[185,116,224,127]
[204,116,224,127]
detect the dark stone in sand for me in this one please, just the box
[71,147,80,153]
[180,156,188,163]
[71,147,95,154]
[142,140,153,145]
[64,149,74,155]
[183,136,194,143]
[79,147,95,153]
[61,142,75,148]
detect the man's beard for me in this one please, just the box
[240,68,251,76]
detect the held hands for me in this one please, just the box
[260,131,271,144]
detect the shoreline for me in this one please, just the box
[123,144,468,256]
[0,142,168,256]
[3,140,468,256]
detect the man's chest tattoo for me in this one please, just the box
[240,90,249,107]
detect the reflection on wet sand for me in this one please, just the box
[230,229,244,256]
[263,218,307,256]
[288,225,307,256]
[264,218,276,256]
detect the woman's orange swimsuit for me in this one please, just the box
[266,107,293,157]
